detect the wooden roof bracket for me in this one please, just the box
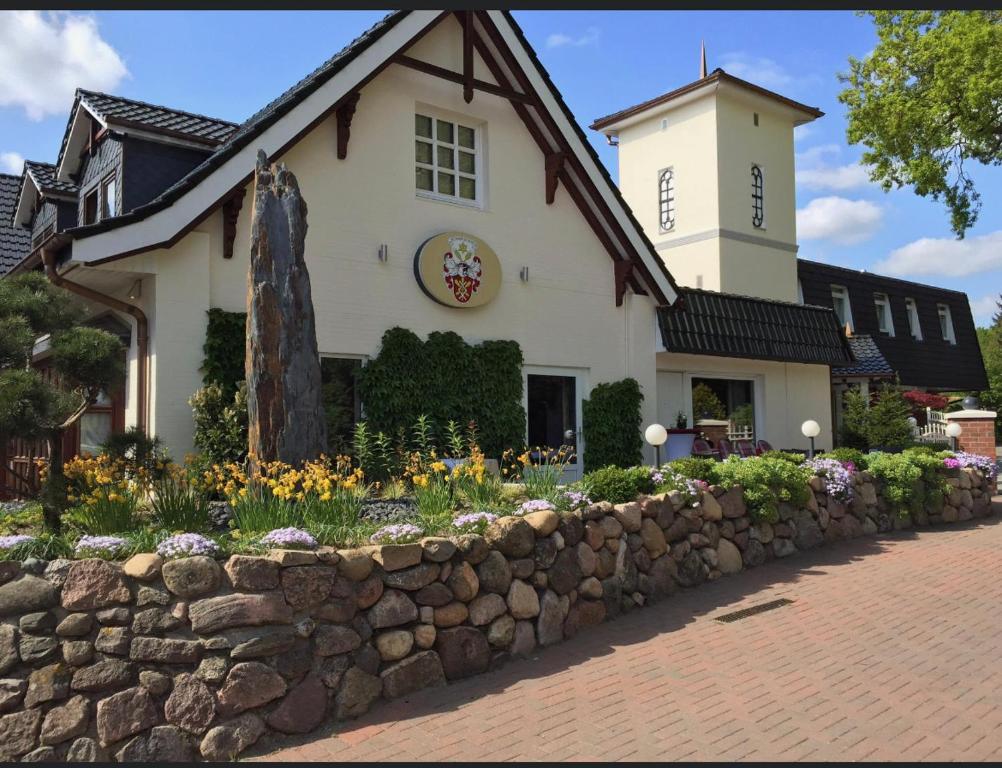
[545,151,565,204]
[614,260,634,307]
[335,92,360,160]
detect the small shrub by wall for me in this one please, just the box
[200,309,246,395]
[0,466,992,762]
[581,378,643,472]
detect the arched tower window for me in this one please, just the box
[658,168,675,231]
[751,165,764,228]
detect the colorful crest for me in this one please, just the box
[442,236,483,303]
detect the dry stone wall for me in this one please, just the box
[0,467,993,761]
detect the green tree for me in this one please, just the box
[0,273,125,532]
[977,295,1002,440]
[839,11,1002,236]
[691,383,726,421]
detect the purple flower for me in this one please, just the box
[157,533,220,560]
[452,511,497,534]
[650,469,666,486]
[370,524,423,545]
[0,534,35,552]
[946,452,996,478]
[260,527,318,551]
[75,535,128,557]
[561,490,592,510]
[943,457,962,469]
[516,499,556,516]
[801,457,854,503]
[842,460,857,474]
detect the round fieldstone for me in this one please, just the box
[379,650,445,699]
[314,625,362,656]
[55,613,92,638]
[216,663,286,718]
[420,538,456,563]
[40,694,89,746]
[375,630,413,661]
[435,627,490,680]
[506,579,540,619]
[475,551,512,594]
[558,515,584,547]
[487,615,515,647]
[199,713,265,761]
[266,674,327,734]
[139,670,171,696]
[71,660,135,693]
[367,589,418,629]
[382,562,440,591]
[716,539,743,575]
[61,561,130,612]
[533,537,558,569]
[523,509,560,537]
[162,556,221,599]
[224,555,279,591]
[165,674,216,735]
[281,565,335,610]
[446,561,479,602]
[413,624,436,650]
[433,602,469,628]
[96,686,158,747]
[415,582,453,606]
[356,573,384,609]
[578,576,603,600]
[742,539,766,567]
[547,548,581,596]
[454,534,490,564]
[334,667,382,720]
[336,548,374,582]
[484,517,535,558]
[122,553,163,581]
[675,551,706,587]
[0,575,57,617]
[467,593,507,626]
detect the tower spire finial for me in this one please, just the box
[700,39,707,78]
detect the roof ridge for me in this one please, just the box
[0,173,20,181]
[77,88,240,128]
[797,257,969,297]
[681,286,834,313]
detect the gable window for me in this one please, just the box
[658,168,675,231]
[100,175,116,220]
[415,113,479,205]
[938,303,956,344]
[83,189,98,225]
[831,284,853,331]
[874,292,894,336]
[905,298,922,340]
[751,165,764,228]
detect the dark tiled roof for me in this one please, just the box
[590,68,823,131]
[25,160,78,196]
[0,174,31,277]
[79,90,238,145]
[68,11,409,239]
[797,259,988,391]
[834,335,895,378]
[657,288,854,366]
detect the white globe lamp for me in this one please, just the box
[801,419,821,458]
[645,423,668,466]
[945,421,962,451]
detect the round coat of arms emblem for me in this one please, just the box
[414,232,502,308]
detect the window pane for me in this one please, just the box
[415,114,432,138]
[436,119,454,143]
[436,145,455,169]
[458,151,475,174]
[415,140,432,164]
[416,167,433,191]
[438,172,455,196]
[459,177,476,200]
[102,179,116,219]
[458,125,475,149]
[79,412,112,457]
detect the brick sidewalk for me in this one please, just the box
[254,503,1002,762]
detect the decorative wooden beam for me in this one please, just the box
[222,188,245,260]
[463,11,474,103]
[545,152,565,205]
[393,55,535,105]
[614,260,634,307]
[335,92,360,160]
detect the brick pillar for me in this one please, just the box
[945,410,997,456]
[696,419,729,446]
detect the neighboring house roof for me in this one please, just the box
[24,161,78,197]
[590,68,824,132]
[60,11,681,305]
[797,259,988,392]
[835,334,895,378]
[0,174,31,277]
[657,288,854,366]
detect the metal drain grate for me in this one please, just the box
[714,598,793,623]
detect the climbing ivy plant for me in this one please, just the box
[582,378,644,472]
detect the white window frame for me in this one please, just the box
[751,164,765,229]
[831,284,853,331]
[937,303,956,344]
[905,298,922,340]
[874,292,894,336]
[415,110,483,209]
[658,166,676,232]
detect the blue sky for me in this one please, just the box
[1,10,999,325]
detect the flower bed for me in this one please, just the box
[0,451,993,761]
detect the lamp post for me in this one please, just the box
[645,423,668,467]
[945,421,962,452]
[801,419,821,459]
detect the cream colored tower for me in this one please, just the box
[592,67,822,302]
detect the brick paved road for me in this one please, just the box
[255,504,1002,762]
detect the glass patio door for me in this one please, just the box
[525,368,585,483]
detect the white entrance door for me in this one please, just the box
[523,366,586,483]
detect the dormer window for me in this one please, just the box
[83,189,98,225]
[658,167,675,231]
[938,303,956,344]
[905,298,922,340]
[751,165,764,228]
[831,284,853,331]
[874,292,894,336]
[100,175,116,220]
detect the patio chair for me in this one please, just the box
[755,439,773,455]
[736,439,756,458]
[717,438,735,460]
[691,438,719,459]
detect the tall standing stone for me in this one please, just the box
[246,150,326,470]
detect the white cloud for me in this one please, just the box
[719,51,793,91]
[796,143,872,192]
[793,124,813,142]
[969,294,1001,327]
[0,11,127,121]
[875,230,1002,278]
[546,27,600,49]
[0,151,24,174]
[796,196,884,245]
